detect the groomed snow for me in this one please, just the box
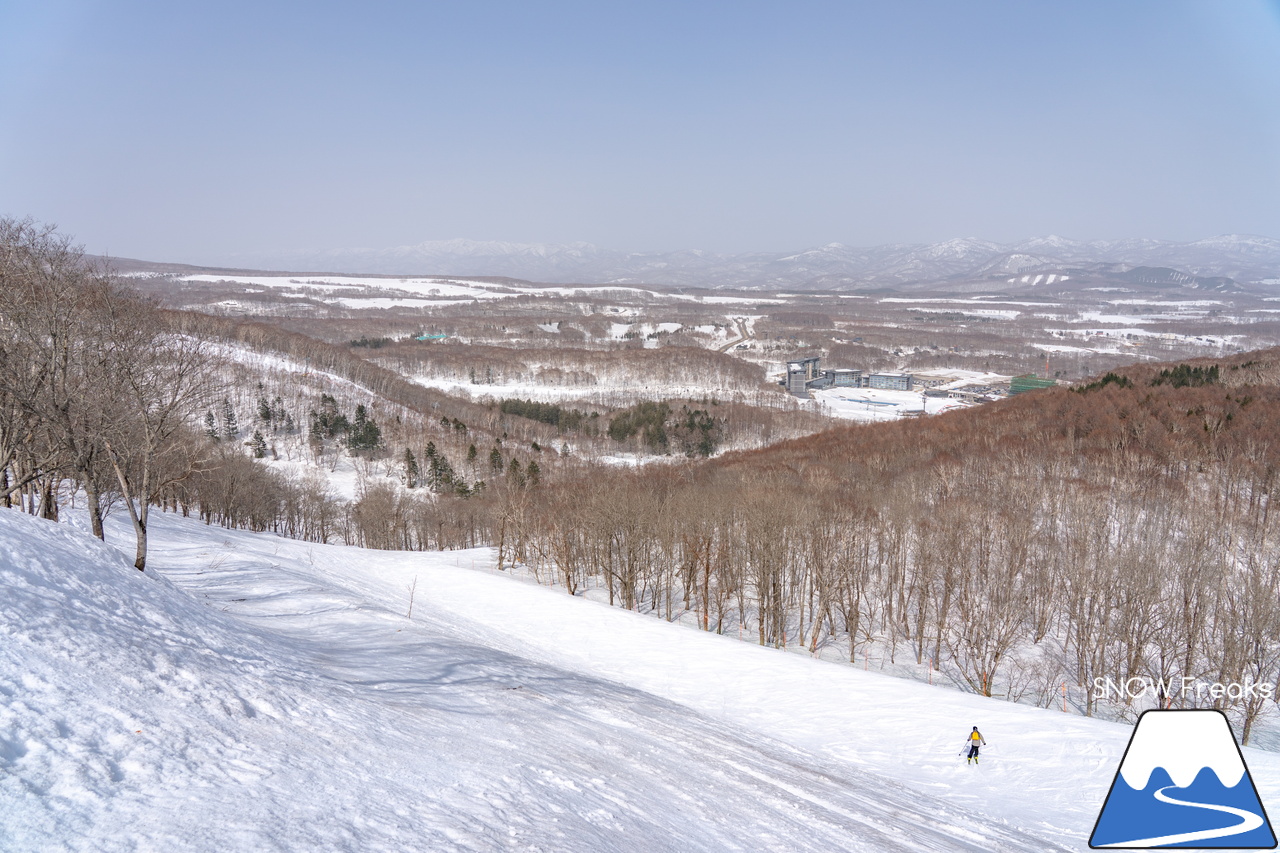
[2,509,1073,852]
[812,388,972,422]
[4,508,1279,850]
[1032,343,1095,354]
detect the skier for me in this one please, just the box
[963,726,986,764]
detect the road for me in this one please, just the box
[716,317,753,353]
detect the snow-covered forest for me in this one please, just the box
[6,218,1280,848]
[501,360,1280,742]
[21,492,1265,851]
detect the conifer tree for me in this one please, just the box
[427,450,456,492]
[347,404,381,454]
[403,448,420,488]
[221,398,239,439]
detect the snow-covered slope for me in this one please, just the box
[1,509,1064,851]
[4,508,1278,850]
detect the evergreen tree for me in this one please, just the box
[403,448,420,488]
[607,400,669,450]
[508,457,526,489]
[489,446,503,475]
[221,398,239,439]
[346,405,381,454]
[526,460,540,487]
[204,410,218,440]
[427,452,456,492]
[249,430,267,459]
[309,394,349,440]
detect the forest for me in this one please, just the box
[5,217,1280,740]
[494,356,1280,740]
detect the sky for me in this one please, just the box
[2,1,1279,262]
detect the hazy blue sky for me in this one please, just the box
[2,1,1279,262]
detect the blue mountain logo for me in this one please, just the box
[1090,709,1276,849]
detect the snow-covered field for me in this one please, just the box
[810,370,1006,422]
[409,375,750,407]
[812,387,972,422]
[183,274,513,302]
[5,508,1278,850]
[180,274,785,309]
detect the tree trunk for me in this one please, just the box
[134,500,149,571]
[84,475,105,540]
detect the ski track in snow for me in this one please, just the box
[0,510,1068,852]
[6,509,1280,850]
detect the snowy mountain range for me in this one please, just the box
[227,234,1280,290]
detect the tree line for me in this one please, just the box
[0,218,215,569]
[493,358,1280,741]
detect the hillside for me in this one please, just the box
[500,346,1280,741]
[7,222,1280,850]
[0,507,1100,851]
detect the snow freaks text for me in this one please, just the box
[1093,677,1276,703]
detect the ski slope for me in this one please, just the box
[2,509,1278,851]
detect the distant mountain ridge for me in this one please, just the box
[227,234,1280,291]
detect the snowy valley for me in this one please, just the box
[6,221,1280,852]
[10,1,1280,848]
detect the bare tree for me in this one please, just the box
[0,218,124,531]
[97,298,216,569]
